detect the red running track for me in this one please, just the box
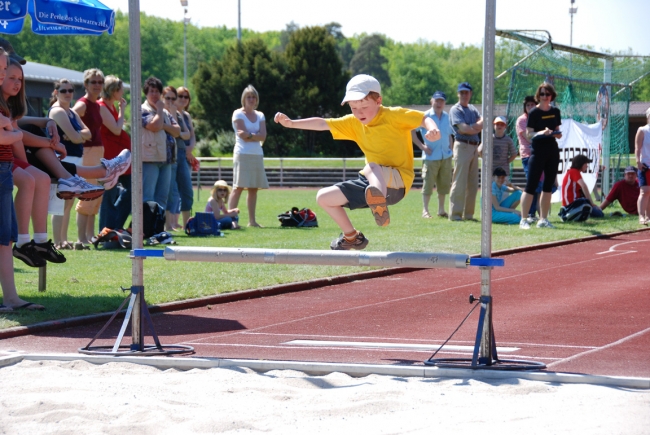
[1,231,649,378]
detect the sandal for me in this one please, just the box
[422,211,432,219]
[56,241,73,250]
[437,212,449,218]
[73,242,90,250]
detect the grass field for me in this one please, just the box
[0,186,640,329]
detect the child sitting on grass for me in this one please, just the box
[274,74,441,250]
[491,167,523,225]
[206,180,240,230]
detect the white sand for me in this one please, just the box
[1,359,648,434]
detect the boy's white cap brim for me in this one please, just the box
[341,74,381,105]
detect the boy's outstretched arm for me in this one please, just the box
[421,116,441,142]
[274,112,330,131]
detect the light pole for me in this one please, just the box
[180,0,189,87]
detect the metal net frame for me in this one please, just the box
[495,30,650,195]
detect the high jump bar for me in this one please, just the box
[132,247,504,269]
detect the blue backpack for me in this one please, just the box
[185,212,222,236]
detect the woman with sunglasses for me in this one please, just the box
[72,69,106,246]
[519,82,562,230]
[48,79,91,250]
[141,77,180,210]
[98,75,132,232]
[171,86,196,230]
[162,86,191,231]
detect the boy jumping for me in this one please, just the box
[274,74,441,250]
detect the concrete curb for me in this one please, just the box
[1,226,648,341]
[1,353,648,390]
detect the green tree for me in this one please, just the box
[284,26,350,155]
[349,34,390,86]
[193,38,290,155]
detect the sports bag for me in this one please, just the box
[128,201,166,239]
[278,207,318,227]
[185,212,222,236]
[558,198,592,222]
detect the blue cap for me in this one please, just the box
[432,90,446,101]
[458,82,473,92]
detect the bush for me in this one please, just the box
[215,129,236,155]
[196,138,216,157]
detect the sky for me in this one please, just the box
[100,0,650,55]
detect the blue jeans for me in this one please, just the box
[521,157,540,217]
[143,162,172,209]
[166,150,194,213]
[215,215,239,229]
[0,162,17,246]
[99,174,132,230]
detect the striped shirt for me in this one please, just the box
[0,109,13,162]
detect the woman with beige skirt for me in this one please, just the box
[229,85,268,227]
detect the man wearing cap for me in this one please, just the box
[449,81,483,221]
[600,166,640,215]
[412,90,453,218]
[634,107,650,224]
[478,116,518,176]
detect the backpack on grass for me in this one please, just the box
[128,201,166,239]
[558,198,592,222]
[278,207,318,228]
[185,212,222,236]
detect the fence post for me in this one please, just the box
[343,158,346,181]
[197,161,201,202]
[218,158,222,180]
[280,158,284,187]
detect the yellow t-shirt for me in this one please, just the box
[325,106,424,191]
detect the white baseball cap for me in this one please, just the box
[341,74,381,105]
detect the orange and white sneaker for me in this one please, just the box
[365,186,390,226]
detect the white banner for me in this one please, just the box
[552,119,602,203]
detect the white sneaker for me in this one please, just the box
[57,175,104,201]
[99,149,131,189]
[519,218,531,230]
[536,218,554,228]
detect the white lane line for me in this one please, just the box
[547,326,650,368]
[596,239,650,255]
[284,339,519,353]
[181,342,561,361]
[241,332,598,349]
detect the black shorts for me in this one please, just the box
[26,148,77,179]
[335,174,405,210]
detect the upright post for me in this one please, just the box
[602,58,613,196]
[479,0,497,364]
[237,0,241,41]
[183,9,187,87]
[128,0,144,350]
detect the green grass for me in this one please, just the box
[0,187,640,329]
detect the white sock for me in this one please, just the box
[16,234,31,247]
[34,233,48,244]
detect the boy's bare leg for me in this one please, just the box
[316,186,355,234]
[75,165,107,179]
[422,194,431,217]
[27,167,51,234]
[34,148,72,179]
[0,244,44,309]
[12,168,35,235]
[361,163,387,196]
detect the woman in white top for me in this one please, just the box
[229,85,268,227]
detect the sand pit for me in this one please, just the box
[1,359,648,434]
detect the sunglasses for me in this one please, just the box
[58,89,74,94]
[216,188,228,192]
[164,96,177,101]
[539,92,552,97]
[89,80,104,85]
[177,95,189,99]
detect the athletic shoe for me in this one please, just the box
[12,241,46,268]
[365,186,390,226]
[57,175,104,201]
[98,149,131,190]
[32,239,66,264]
[330,231,369,251]
[536,218,554,228]
[527,216,539,223]
[519,218,531,230]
